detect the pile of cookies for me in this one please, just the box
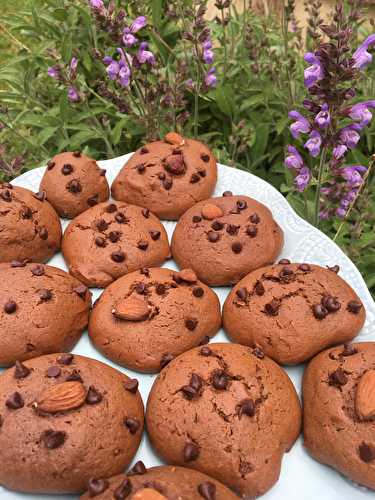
[0,131,372,499]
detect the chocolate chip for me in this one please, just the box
[11,260,26,268]
[172,148,182,155]
[249,213,260,224]
[265,299,280,316]
[108,231,121,243]
[38,227,48,240]
[342,343,358,356]
[226,224,239,235]
[254,281,265,296]
[140,267,150,276]
[278,259,291,264]
[190,173,200,184]
[73,151,81,158]
[5,392,24,410]
[158,172,166,180]
[237,200,247,210]
[184,442,200,462]
[329,368,348,387]
[99,169,106,176]
[160,353,174,368]
[113,478,132,499]
[31,265,44,276]
[86,386,102,404]
[4,300,17,314]
[95,236,106,247]
[252,346,265,359]
[14,361,31,379]
[163,177,173,190]
[115,212,128,224]
[111,251,125,263]
[201,153,210,162]
[192,215,202,223]
[321,295,341,312]
[185,318,198,331]
[88,478,109,497]
[46,366,61,378]
[154,284,165,296]
[359,442,375,463]
[61,163,73,175]
[124,417,140,434]
[165,155,186,175]
[66,179,82,193]
[20,206,32,219]
[124,378,139,394]
[65,370,82,382]
[135,282,146,294]
[26,343,35,352]
[246,225,258,237]
[198,481,216,500]
[298,263,311,272]
[142,208,150,218]
[212,370,229,390]
[87,194,99,207]
[39,289,52,301]
[223,190,233,197]
[198,169,206,177]
[236,287,247,300]
[140,146,149,154]
[150,230,161,240]
[33,191,46,201]
[328,265,340,273]
[136,163,145,174]
[181,385,197,400]
[193,286,204,297]
[41,430,66,449]
[137,240,149,251]
[232,242,242,254]
[347,300,362,314]
[96,219,109,231]
[47,160,55,170]
[200,346,212,357]
[57,353,74,365]
[207,231,220,242]
[210,220,223,231]
[313,303,328,320]
[1,190,12,202]
[128,460,146,475]
[279,266,294,279]
[238,398,255,418]
[73,285,87,298]
[106,203,117,213]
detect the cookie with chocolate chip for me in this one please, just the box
[62,201,170,288]
[0,353,144,493]
[40,151,109,218]
[171,194,283,286]
[80,465,238,499]
[146,343,301,497]
[303,342,375,490]
[223,262,366,365]
[111,132,217,220]
[0,262,91,366]
[89,267,221,372]
[0,184,62,263]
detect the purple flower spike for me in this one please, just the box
[333,144,347,159]
[352,34,375,69]
[202,40,214,64]
[69,57,78,80]
[47,66,61,80]
[304,130,322,157]
[123,28,137,48]
[315,103,330,128]
[67,86,80,102]
[284,145,304,170]
[130,16,147,33]
[294,166,311,192]
[289,111,311,138]
[339,125,361,149]
[304,52,324,88]
[205,67,217,88]
[90,0,104,9]
[347,100,375,127]
[341,165,367,186]
[137,42,155,65]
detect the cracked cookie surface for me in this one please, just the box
[89,267,221,373]
[62,201,170,288]
[0,353,144,494]
[223,262,365,365]
[0,262,91,366]
[146,343,301,497]
[111,134,217,220]
[0,184,62,263]
[40,151,109,218]
[171,194,283,286]
[80,465,238,499]
[303,342,375,490]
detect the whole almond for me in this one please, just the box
[177,269,198,284]
[35,381,86,413]
[131,488,167,500]
[165,132,185,146]
[356,369,375,421]
[112,296,150,321]
[201,203,224,220]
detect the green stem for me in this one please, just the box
[3,122,50,156]
[314,146,328,227]
[221,9,228,82]
[84,102,115,157]
[281,4,293,109]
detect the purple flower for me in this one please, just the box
[47,66,61,80]
[347,100,375,127]
[118,64,131,87]
[304,130,322,157]
[304,52,324,88]
[284,145,304,170]
[315,103,330,128]
[136,42,155,65]
[204,67,217,88]
[103,51,132,87]
[339,125,361,149]
[130,16,147,33]
[340,165,367,186]
[202,40,214,64]
[103,57,120,80]
[67,86,80,102]
[90,0,104,9]
[288,111,311,138]
[352,34,375,69]
[69,57,78,80]
[294,166,311,192]
[123,29,137,48]
[333,144,347,159]
[186,79,194,90]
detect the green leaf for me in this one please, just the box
[214,85,235,117]
[152,0,163,29]
[38,126,59,145]
[111,118,129,146]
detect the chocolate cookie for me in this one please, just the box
[89,267,221,373]
[0,262,91,367]
[40,151,109,218]
[0,184,62,263]
[171,194,283,286]
[0,353,144,494]
[80,465,238,499]
[111,132,217,220]
[223,262,366,365]
[146,343,301,497]
[62,201,170,288]
[303,342,375,490]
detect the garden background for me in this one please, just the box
[0,0,374,296]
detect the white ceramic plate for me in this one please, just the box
[1,154,375,500]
